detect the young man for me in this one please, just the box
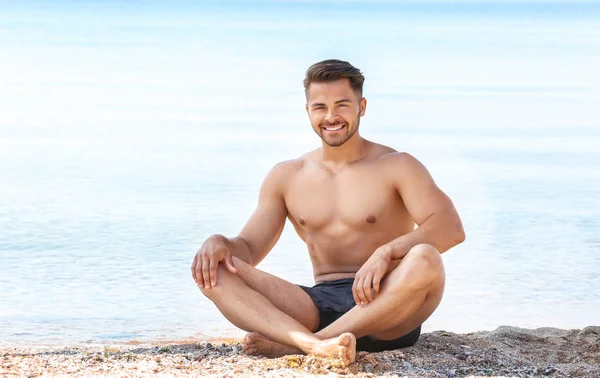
[191,59,465,365]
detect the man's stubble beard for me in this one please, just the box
[319,109,361,148]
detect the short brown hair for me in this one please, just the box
[303,59,365,98]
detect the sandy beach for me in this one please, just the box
[2,326,598,377]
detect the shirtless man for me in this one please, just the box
[191,59,465,365]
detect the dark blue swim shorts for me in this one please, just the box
[299,277,421,352]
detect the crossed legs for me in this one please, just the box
[198,244,445,364]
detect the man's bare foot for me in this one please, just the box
[243,332,302,357]
[311,332,356,366]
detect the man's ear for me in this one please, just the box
[359,97,367,117]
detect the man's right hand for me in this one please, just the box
[191,234,237,289]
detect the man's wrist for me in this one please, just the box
[229,236,254,265]
[376,245,394,261]
[384,241,412,260]
[210,233,228,243]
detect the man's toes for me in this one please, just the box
[245,331,263,344]
[242,332,265,355]
[338,332,352,346]
[339,333,356,365]
[242,342,257,354]
[246,348,258,355]
[244,332,255,343]
[243,332,258,349]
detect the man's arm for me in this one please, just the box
[351,152,464,304]
[224,161,290,266]
[192,162,290,288]
[383,152,465,259]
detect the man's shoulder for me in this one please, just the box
[369,141,398,156]
[380,151,418,163]
[368,142,416,165]
[270,148,321,173]
[263,156,307,185]
[371,147,426,175]
[270,156,307,174]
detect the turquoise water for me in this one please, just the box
[1,1,599,345]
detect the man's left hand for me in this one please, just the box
[352,246,392,305]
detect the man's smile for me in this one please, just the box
[322,124,346,132]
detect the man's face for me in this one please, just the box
[306,79,367,147]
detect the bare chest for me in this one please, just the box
[284,164,403,233]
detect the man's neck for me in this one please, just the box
[320,133,367,167]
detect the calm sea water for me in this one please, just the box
[1,1,599,345]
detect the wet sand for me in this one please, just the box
[2,326,599,377]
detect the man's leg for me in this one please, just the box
[198,257,356,364]
[227,257,317,356]
[316,243,445,341]
[246,244,445,354]
[231,257,321,331]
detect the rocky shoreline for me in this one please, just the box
[2,326,599,377]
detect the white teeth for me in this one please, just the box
[324,125,343,131]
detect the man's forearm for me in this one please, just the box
[383,211,465,260]
[220,235,255,265]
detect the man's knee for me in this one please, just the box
[406,244,443,271]
[388,244,444,290]
[198,263,235,299]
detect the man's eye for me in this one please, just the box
[314,107,325,111]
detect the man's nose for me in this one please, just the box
[325,109,338,123]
